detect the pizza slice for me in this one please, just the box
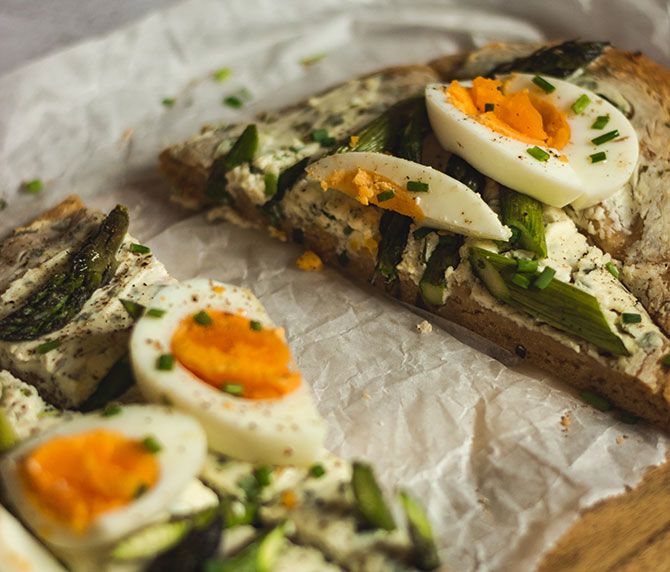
[159,41,670,429]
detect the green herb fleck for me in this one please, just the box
[591,129,619,146]
[142,436,162,454]
[193,310,213,326]
[621,312,641,324]
[156,354,174,371]
[532,75,556,93]
[222,383,244,395]
[101,403,122,417]
[250,320,263,331]
[120,298,145,320]
[376,190,395,202]
[527,146,550,161]
[605,262,619,278]
[591,115,610,130]
[130,243,151,254]
[516,259,538,273]
[533,266,556,290]
[406,180,429,193]
[161,98,176,108]
[254,465,272,487]
[37,340,60,354]
[484,103,495,112]
[223,95,243,109]
[590,151,607,163]
[309,463,326,478]
[579,389,612,412]
[310,128,336,146]
[213,67,232,82]
[264,173,278,197]
[146,308,165,318]
[23,179,44,194]
[571,94,590,114]
[511,273,530,288]
[134,483,149,498]
[300,52,327,66]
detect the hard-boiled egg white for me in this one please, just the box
[0,405,207,550]
[129,279,326,466]
[307,151,511,240]
[426,74,639,209]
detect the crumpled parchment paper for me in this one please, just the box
[1,1,669,570]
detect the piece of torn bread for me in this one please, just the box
[159,42,670,429]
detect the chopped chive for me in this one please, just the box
[37,340,60,354]
[527,146,550,161]
[533,266,556,290]
[579,389,612,412]
[661,354,670,368]
[605,262,619,278]
[412,227,435,240]
[250,320,263,331]
[621,312,642,324]
[101,403,122,417]
[120,298,145,320]
[156,354,174,371]
[309,463,326,478]
[223,95,243,109]
[146,308,166,318]
[300,52,326,66]
[222,383,244,395]
[484,103,495,112]
[406,180,429,193]
[310,129,336,146]
[591,115,610,130]
[213,67,232,82]
[376,190,395,202]
[23,179,44,194]
[516,259,538,273]
[511,273,530,289]
[142,436,162,454]
[532,75,556,93]
[193,310,213,325]
[130,243,151,254]
[254,465,272,486]
[161,98,176,108]
[590,151,607,163]
[591,129,619,146]
[264,173,278,197]
[134,483,149,498]
[571,94,591,114]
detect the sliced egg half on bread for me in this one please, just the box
[0,405,207,553]
[426,73,639,209]
[307,152,512,240]
[129,279,326,466]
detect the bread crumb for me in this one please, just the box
[560,411,572,432]
[616,437,623,444]
[297,250,323,272]
[269,227,287,242]
[416,320,432,334]
[362,392,371,400]
[377,420,384,427]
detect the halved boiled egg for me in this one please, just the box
[307,152,511,240]
[129,279,326,466]
[0,405,206,550]
[426,74,639,209]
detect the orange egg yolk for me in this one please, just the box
[19,430,159,534]
[320,169,424,221]
[445,77,571,150]
[171,310,301,399]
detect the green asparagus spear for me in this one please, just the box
[0,205,129,342]
[373,211,412,286]
[206,124,259,200]
[259,156,310,226]
[499,187,547,257]
[470,247,629,356]
[204,524,285,572]
[399,491,441,571]
[78,353,134,412]
[443,154,485,194]
[352,461,396,531]
[420,235,463,306]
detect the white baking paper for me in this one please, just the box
[1,1,669,570]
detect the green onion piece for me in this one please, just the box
[222,383,244,395]
[605,262,619,278]
[406,180,429,193]
[156,354,174,371]
[134,483,149,498]
[376,190,395,202]
[213,67,232,82]
[264,173,278,197]
[193,311,213,326]
[527,146,550,161]
[120,299,145,320]
[484,103,495,112]
[661,354,670,368]
[223,95,243,109]
[311,128,336,146]
[161,98,176,108]
[37,340,60,354]
[254,465,272,487]
[532,75,556,93]
[146,308,165,318]
[249,320,262,331]
[590,151,607,163]
[309,464,326,478]
[101,403,123,417]
[533,266,556,290]
[412,227,435,240]
[579,389,612,412]
[571,94,590,114]
[130,243,151,254]
[516,259,538,273]
[352,462,396,531]
[621,312,642,324]
[591,129,619,146]
[23,179,44,194]
[511,273,530,289]
[591,115,610,129]
[142,436,162,454]
[300,52,326,66]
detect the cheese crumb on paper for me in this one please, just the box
[297,251,323,272]
[416,320,432,334]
